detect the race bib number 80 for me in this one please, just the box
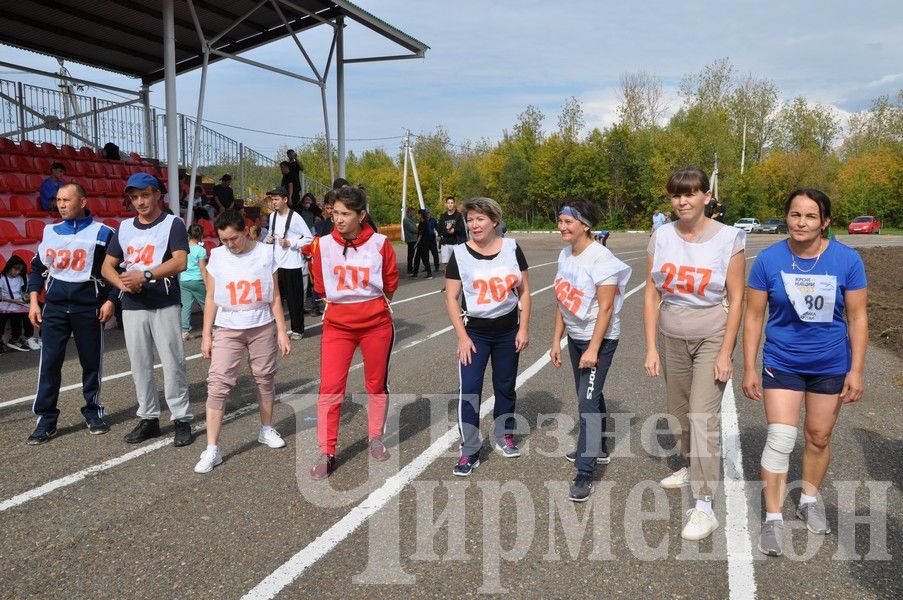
[780,272,837,323]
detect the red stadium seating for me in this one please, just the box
[25,174,45,192]
[34,157,52,173]
[0,220,39,244]
[102,218,120,230]
[0,255,5,271]
[40,142,58,156]
[11,155,37,173]
[87,197,117,217]
[0,197,21,217]
[24,219,47,240]
[201,239,218,253]
[105,197,131,217]
[99,162,117,178]
[19,140,39,155]
[1,173,30,193]
[200,219,216,238]
[60,144,78,158]
[79,147,98,160]
[0,138,18,154]
[10,195,48,218]
[0,155,13,172]
[12,248,36,272]
[112,164,129,179]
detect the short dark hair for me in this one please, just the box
[51,162,65,171]
[445,195,456,201]
[666,167,710,195]
[560,198,599,236]
[323,189,338,206]
[215,209,246,232]
[784,188,832,233]
[334,185,367,212]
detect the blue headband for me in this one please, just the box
[559,206,591,227]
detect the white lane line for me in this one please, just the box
[241,281,648,599]
[0,260,566,410]
[0,279,566,513]
[722,382,757,600]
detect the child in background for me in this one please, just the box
[1,255,41,351]
[179,224,208,341]
[249,224,262,241]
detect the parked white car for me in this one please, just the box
[733,217,760,233]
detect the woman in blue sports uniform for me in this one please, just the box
[742,188,868,557]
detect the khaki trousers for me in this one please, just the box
[659,333,726,500]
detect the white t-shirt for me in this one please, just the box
[554,242,632,340]
[207,241,278,330]
[268,210,313,271]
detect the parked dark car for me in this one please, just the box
[847,215,881,234]
[757,219,788,234]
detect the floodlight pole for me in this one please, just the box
[336,14,345,179]
[401,133,409,241]
[162,0,180,215]
[140,84,153,159]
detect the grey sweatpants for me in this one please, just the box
[122,304,192,422]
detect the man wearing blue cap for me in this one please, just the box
[101,173,194,446]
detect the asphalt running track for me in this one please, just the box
[0,233,900,600]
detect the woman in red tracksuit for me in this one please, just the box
[309,185,399,479]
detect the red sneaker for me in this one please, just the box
[369,438,390,462]
[310,453,336,480]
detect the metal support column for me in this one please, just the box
[140,84,153,159]
[163,0,180,214]
[91,97,100,149]
[239,143,245,199]
[186,50,210,226]
[336,15,345,179]
[16,82,26,141]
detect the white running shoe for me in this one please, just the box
[681,508,719,541]
[660,466,690,489]
[258,428,286,448]
[26,337,42,350]
[194,447,222,473]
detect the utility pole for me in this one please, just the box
[740,117,747,175]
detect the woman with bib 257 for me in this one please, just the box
[643,167,746,541]
[742,189,867,557]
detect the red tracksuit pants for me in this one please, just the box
[317,320,395,455]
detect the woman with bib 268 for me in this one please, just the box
[309,185,399,480]
[742,189,867,557]
[445,197,530,476]
[550,200,631,502]
[643,167,746,541]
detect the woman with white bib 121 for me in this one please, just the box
[445,197,530,476]
[550,199,631,502]
[742,189,867,557]
[643,167,746,541]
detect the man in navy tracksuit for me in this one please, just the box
[26,182,117,444]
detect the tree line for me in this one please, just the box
[287,59,903,230]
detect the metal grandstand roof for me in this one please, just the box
[0,0,429,84]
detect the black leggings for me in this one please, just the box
[0,312,34,340]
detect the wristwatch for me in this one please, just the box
[143,270,153,282]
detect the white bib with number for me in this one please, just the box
[780,271,837,323]
[117,214,176,271]
[320,233,386,303]
[651,222,744,308]
[454,238,521,319]
[209,242,274,311]
[38,221,105,283]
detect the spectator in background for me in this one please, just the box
[652,207,667,231]
[412,208,434,279]
[179,224,208,341]
[265,186,313,340]
[101,142,121,160]
[39,162,66,212]
[403,206,419,276]
[425,208,440,271]
[1,255,40,352]
[287,149,303,184]
[314,190,335,237]
[713,201,726,223]
[280,161,302,210]
[298,193,320,230]
[192,186,215,221]
[211,174,235,214]
[437,196,467,272]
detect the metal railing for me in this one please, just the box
[0,77,330,198]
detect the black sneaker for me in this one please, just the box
[569,472,595,502]
[124,418,161,444]
[86,416,110,435]
[565,450,611,465]
[452,453,480,477]
[26,427,57,445]
[173,420,194,447]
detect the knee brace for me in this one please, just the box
[760,423,797,473]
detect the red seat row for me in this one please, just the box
[0,154,156,178]
[0,137,153,165]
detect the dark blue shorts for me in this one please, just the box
[761,367,846,394]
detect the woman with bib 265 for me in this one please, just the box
[742,189,867,557]
[643,167,746,541]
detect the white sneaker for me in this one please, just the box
[681,508,719,541]
[26,337,42,350]
[258,428,286,448]
[193,447,222,473]
[660,466,690,489]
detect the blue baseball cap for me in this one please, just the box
[124,172,161,192]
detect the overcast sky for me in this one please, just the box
[1,0,901,158]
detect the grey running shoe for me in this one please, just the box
[757,520,784,556]
[796,501,830,534]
